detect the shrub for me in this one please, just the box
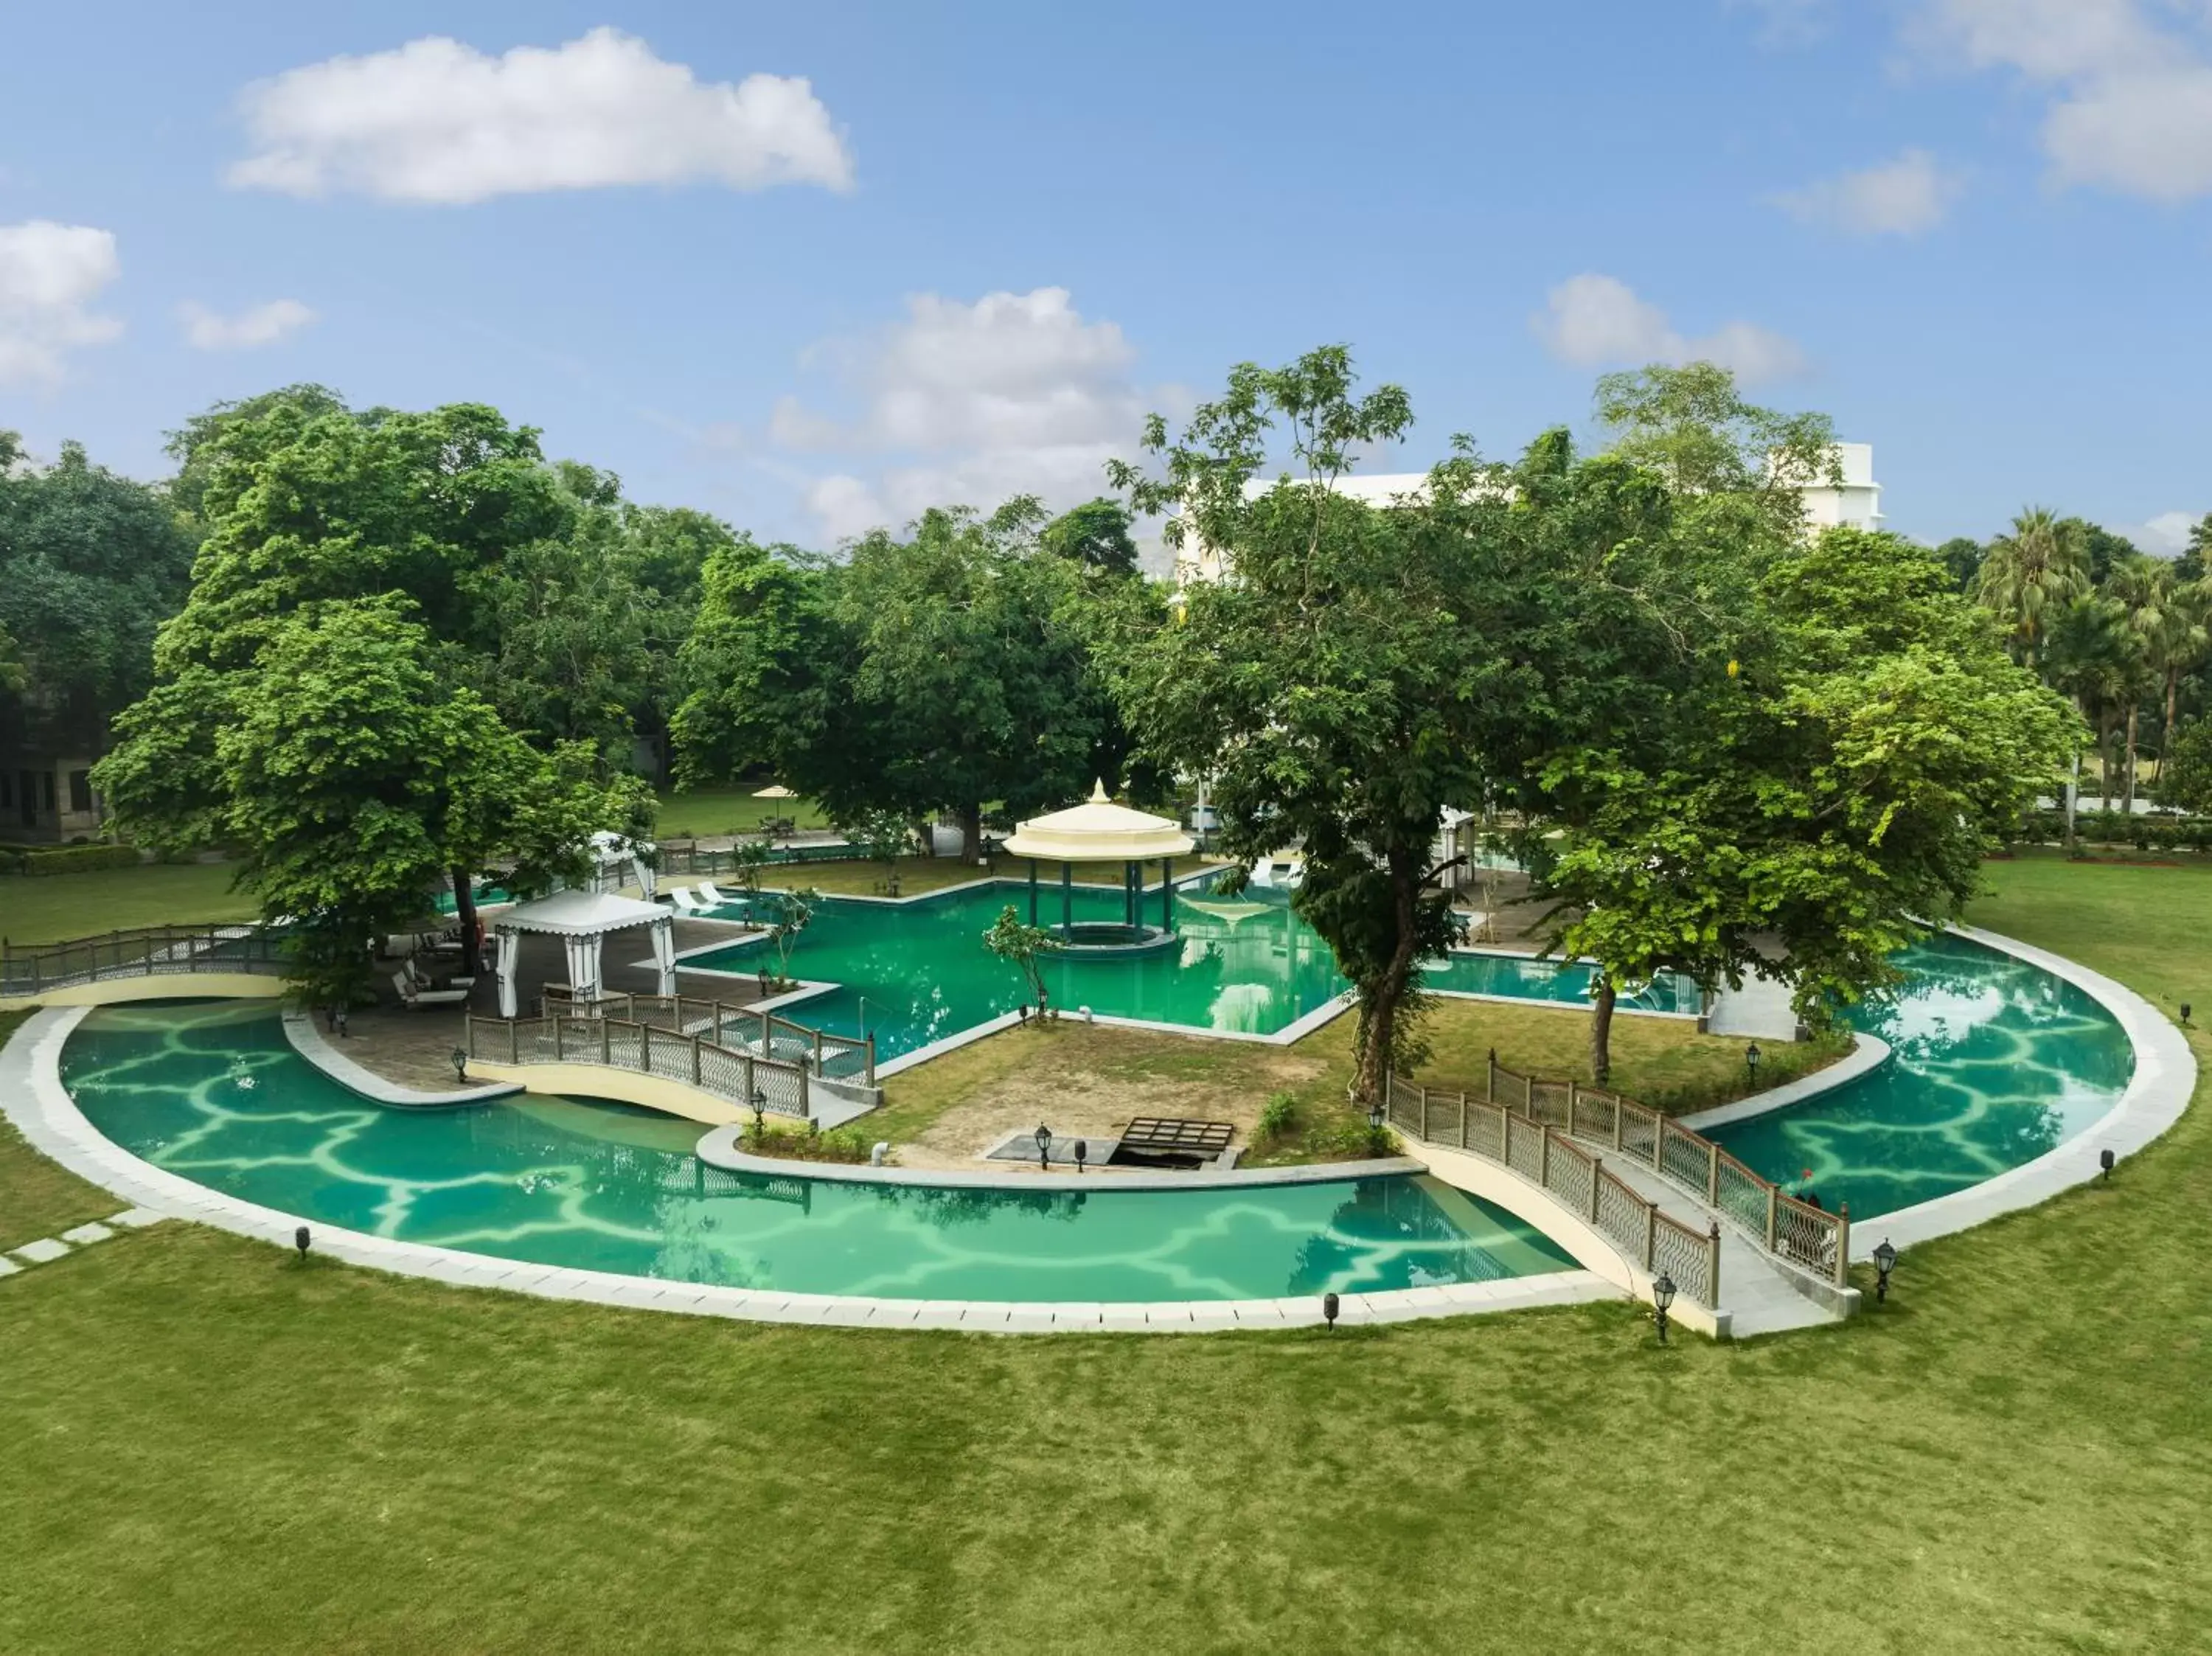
[1,843,143,877]
[1256,1090,1298,1142]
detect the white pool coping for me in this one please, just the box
[696,1129,1424,1190]
[1,1005,1613,1334]
[282,1010,523,1105]
[1676,1034,1893,1132]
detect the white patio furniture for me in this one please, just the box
[392,970,470,1009]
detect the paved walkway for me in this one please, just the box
[1596,1155,1844,1336]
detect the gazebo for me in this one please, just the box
[1002,782,1194,944]
[492,889,676,1017]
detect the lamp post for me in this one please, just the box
[1873,1238,1897,1303]
[1322,1290,1340,1332]
[1035,1121,1053,1171]
[1745,1043,1761,1082]
[749,1086,768,1139]
[294,1225,311,1262]
[451,1046,467,1085]
[2181,1002,2193,1027]
[2099,1147,2115,1182]
[1652,1271,1676,1345]
[1074,1139,1087,1175]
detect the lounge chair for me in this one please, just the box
[667,887,703,914]
[405,956,475,994]
[392,970,469,1009]
[696,880,734,908]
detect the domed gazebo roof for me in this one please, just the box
[1003,781,1194,863]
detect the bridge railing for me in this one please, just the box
[534,989,874,1085]
[467,1011,817,1119]
[1387,1053,1852,1307]
[1,925,286,998]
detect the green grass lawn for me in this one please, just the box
[652,784,836,838]
[0,1009,126,1245]
[0,860,254,946]
[1,858,2208,1653]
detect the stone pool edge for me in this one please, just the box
[1676,1034,1893,1133]
[4,1006,1615,1335]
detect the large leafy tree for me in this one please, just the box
[94,399,643,992]
[1535,527,2076,1076]
[0,432,198,756]
[673,502,1114,859]
[1040,497,1140,577]
[1104,347,1531,1102]
[2104,554,2205,812]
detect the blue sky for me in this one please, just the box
[1,0,2207,556]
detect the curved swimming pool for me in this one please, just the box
[59,1001,1573,1301]
[1706,931,2134,1220]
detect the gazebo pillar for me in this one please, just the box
[1028,858,1038,925]
[1161,857,1174,930]
[1061,862,1073,938]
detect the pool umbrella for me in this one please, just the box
[751,784,798,799]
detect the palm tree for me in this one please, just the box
[2107,557,2211,812]
[1975,507,2092,665]
[2042,595,2135,835]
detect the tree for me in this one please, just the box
[983,904,1063,1011]
[0,435,198,758]
[837,807,915,894]
[1105,346,1518,1104]
[1040,497,1140,577]
[92,600,632,1006]
[759,886,821,989]
[1536,528,2076,1075]
[1975,508,2091,664]
[2041,594,2139,818]
[1592,361,1839,537]
[2105,554,2205,813]
[669,537,831,789]
[2163,717,2212,814]
[1934,536,1984,592]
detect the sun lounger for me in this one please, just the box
[667,887,703,914]
[696,881,734,907]
[392,970,469,1009]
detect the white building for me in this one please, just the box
[1794,442,1883,533]
[1173,444,1884,585]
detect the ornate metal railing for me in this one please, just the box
[532,989,874,1085]
[465,1010,819,1120]
[1,924,286,998]
[1386,1052,1851,1307]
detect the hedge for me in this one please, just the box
[2013,809,2212,854]
[0,843,147,877]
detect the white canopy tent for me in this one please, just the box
[492,889,676,1017]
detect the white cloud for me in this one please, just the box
[0,220,122,386]
[229,27,852,203]
[1775,149,1963,235]
[1532,274,1809,386]
[771,287,1164,542]
[178,297,316,350]
[1729,0,1834,49]
[1913,0,2212,201]
[2123,510,2205,557]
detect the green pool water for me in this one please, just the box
[1706,932,2133,1220]
[60,1001,1574,1301]
[689,877,1697,1059]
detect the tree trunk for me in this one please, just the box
[2124,703,2140,817]
[959,801,983,864]
[2166,669,2182,787]
[1349,866,1422,1108]
[1589,977,1617,1086]
[2064,751,2080,848]
[914,817,935,859]
[451,866,480,975]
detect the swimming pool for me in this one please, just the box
[60,1001,1576,1301]
[1706,931,2135,1220]
[685,877,1697,1060]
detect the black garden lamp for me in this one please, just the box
[2181,1002,2193,1027]
[1035,1122,1053,1171]
[1652,1271,1676,1345]
[450,1046,467,1084]
[749,1087,768,1138]
[1323,1290,1340,1332]
[2099,1147,2115,1182]
[1074,1138,1087,1175]
[1745,1043,1762,1080]
[294,1225,311,1262]
[1873,1238,1897,1304]
[1368,1097,1387,1133]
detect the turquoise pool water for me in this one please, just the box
[1707,932,2133,1220]
[687,877,1696,1060]
[60,1001,1574,1301]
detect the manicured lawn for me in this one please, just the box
[873,995,1846,1165]
[652,785,835,838]
[1,859,2207,1652]
[0,860,253,946]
